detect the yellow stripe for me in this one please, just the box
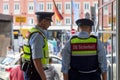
[72,51,97,56]
[22,54,30,60]
[23,46,31,53]
[71,37,97,43]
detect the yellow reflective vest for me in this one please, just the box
[22,28,49,65]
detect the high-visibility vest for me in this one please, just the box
[22,28,49,65]
[70,35,98,72]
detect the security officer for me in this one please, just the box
[61,18,107,80]
[22,12,54,80]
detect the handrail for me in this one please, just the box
[98,0,116,10]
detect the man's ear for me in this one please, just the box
[40,19,46,25]
[89,27,92,31]
[42,19,46,22]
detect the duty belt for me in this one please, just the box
[71,67,98,73]
[78,69,98,73]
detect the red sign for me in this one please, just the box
[71,43,97,51]
[71,28,76,34]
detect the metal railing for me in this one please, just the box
[98,0,117,80]
[116,0,120,80]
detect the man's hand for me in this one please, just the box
[63,73,68,80]
[102,72,107,80]
[33,58,47,80]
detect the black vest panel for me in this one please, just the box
[70,55,99,72]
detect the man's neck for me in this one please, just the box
[37,24,45,30]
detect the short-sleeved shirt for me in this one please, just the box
[61,31,107,74]
[29,26,47,59]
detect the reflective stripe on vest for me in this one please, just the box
[71,36,97,56]
[22,28,49,65]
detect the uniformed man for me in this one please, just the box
[61,18,107,80]
[21,12,54,80]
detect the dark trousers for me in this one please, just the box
[24,64,42,80]
[68,69,101,80]
[24,70,42,80]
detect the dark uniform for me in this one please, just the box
[61,19,107,80]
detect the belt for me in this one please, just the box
[70,67,98,74]
[78,69,98,73]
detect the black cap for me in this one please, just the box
[76,18,94,27]
[35,12,54,21]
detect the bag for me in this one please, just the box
[21,61,29,71]
[26,62,33,77]
[24,60,42,80]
